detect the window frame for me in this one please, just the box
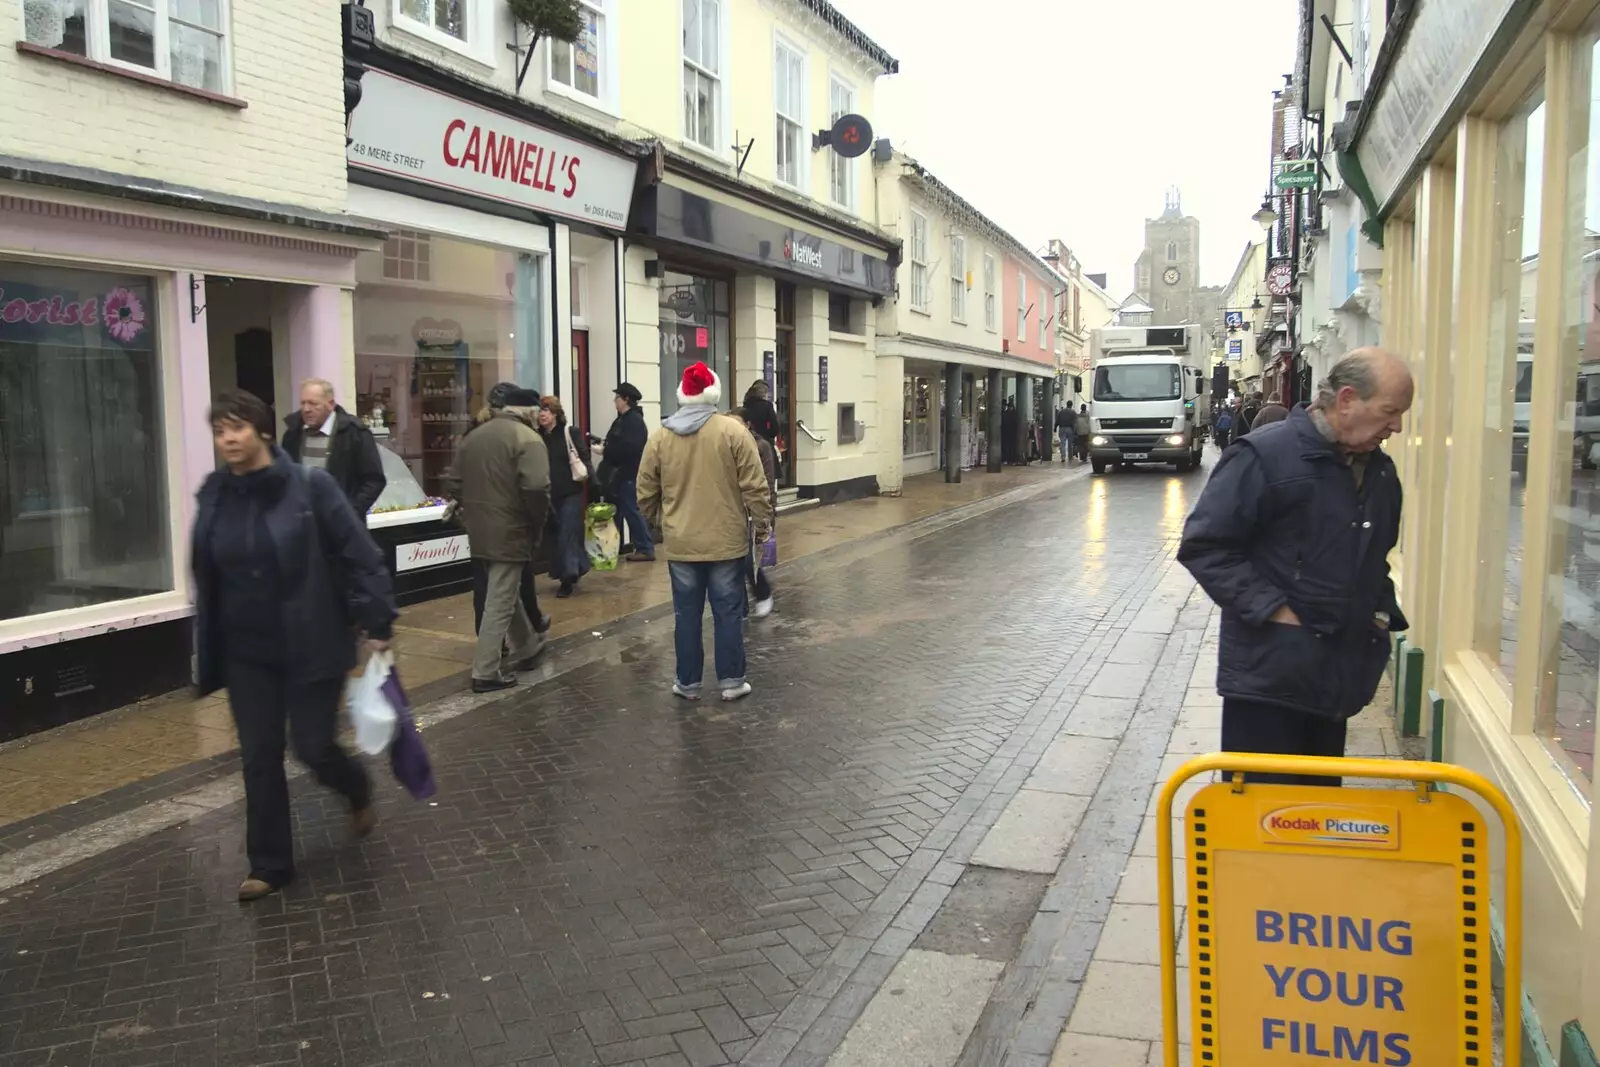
[909,210,931,314]
[392,0,494,68]
[546,0,619,116]
[949,235,967,324]
[21,0,235,94]
[680,0,727,159]
[983,252,997,332]
[828,71,858,211]
[772,32,808,191]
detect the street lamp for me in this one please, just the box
[1250,295,1264,311]
[1252,198,1279,231]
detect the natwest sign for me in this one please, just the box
[347,71,636,229]
[784,235,824,269]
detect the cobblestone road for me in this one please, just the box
[0,463,1208,1067]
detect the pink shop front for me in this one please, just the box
[0,172,384,740]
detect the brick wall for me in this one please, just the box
[0,1,348,213]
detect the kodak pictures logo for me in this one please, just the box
[1259,804,1400,850]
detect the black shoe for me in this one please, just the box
[557,583,575,599]
[471,677,517,694]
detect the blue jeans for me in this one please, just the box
[668,559,747,693]
[615,476,653,555]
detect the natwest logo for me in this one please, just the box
[784,236,825,269]
[1260,803,1399,850]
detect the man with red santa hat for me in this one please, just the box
[637,362,774,701]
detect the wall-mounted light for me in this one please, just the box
[1253,199,1279,231]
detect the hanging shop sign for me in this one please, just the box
[347,70,637,228]
[1274,159,1317,190]
[1266,261,1294,297]
[1224,311,1245,329]
[1227,339,1243,359]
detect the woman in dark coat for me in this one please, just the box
[743,379,781,446]
[192,389,397,902]
[537,395,592,598]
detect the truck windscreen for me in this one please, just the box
[1093,364,1181,402]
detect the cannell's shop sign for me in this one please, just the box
[347,70,636,228]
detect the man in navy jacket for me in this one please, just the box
[1177,349,1413,784]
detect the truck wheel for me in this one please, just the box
[1175,457,1194,473]
[1091,460,1107,475]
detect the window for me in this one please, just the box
[1094,364,1181,401]
[909,212,930,312]
[949,236,967,323]
[829,76,856,208]
[1072,286,1081,334]
[21,0,230,93]
[398,0,465,41]
[549,0,605,105]
[382,231,432,282]
[829,293,860,334]
[1166,241,1178,262]
[0,261,172,621]
[658,271,730,419]
[1017,271,1027,341]
[774,39,806,188]
[571,261,587,322]
[983,254,997,331]
[903,374,934,456]
[682,0,721,152]
[1039,290,1048,350]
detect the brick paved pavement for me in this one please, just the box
[0,463,1205,1066]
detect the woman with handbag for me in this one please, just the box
[192,389,397,902]
[537,395,592,598]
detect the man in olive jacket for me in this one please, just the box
[638,362,772,702]
[446,388,551,693]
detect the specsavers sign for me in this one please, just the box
[347,70,636,229]
[1185,782,1483,1065]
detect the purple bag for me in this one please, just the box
[382,668,436,800]
[756,527,777,570]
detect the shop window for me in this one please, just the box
[903,375,934,456]
[21,0,230,94]
[382,231,432,283]
[681,0,722,152]
[0,261,172,622]
[829,76,856,209]
[353,236,546,514]
[658,270,730,419]
[909,211,931,312]
[1482,94,1543,685]
[548,0,610,109]
[949,236,967,323]
[837,403,857,444]
[828,293,860,335]
[983,253,997,331]
[773,38,806,189]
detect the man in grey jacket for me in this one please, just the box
[447,388,551,693]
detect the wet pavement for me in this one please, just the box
[1,459,1216,1067]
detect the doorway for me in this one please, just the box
[571,329,591,438]
[774,283,797,487]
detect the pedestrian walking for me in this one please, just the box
[1073,404,1091,462]
[638,362,773,702]
[536,395,592,598]
[1236,392,1263,439]
[1055,404,1075,463]
[743,378,781,446]
[1177,349,1414,785]
[1214,407,1233,448]
[281,377,386,517]
[1250,401,1290,429]
[463,383,548,638]
[192,389,396,902]
[448,388,552,694]
[1001,399,1019,465]
[737,406,779,618]
[600,382,654,562]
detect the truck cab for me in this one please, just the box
[1086,325,1209,474]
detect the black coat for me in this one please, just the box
[192,448,397,695]
[539,421,590,502]
[602,406,648,479]
[281,407,387,516]
[744,394,781,445]
[1176,407,1408,720]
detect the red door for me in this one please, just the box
[572,329,591,438]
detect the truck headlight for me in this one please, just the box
[1091,435,1108,447]
[1166,434,1186,446]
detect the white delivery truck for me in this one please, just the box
[1086,324,1210,474]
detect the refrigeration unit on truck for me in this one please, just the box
[1086,324,1210,474]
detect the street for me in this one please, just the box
[0,462,1223,1067]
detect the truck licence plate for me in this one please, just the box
[1124,452,1149,460]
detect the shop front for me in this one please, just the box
[1349,0,1600,1052]
[343,51,641,602]
[629,173,896,503]
[0,167,383,738]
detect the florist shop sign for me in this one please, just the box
[0,280,150,346]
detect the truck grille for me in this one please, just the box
[1110,435,1165,449]
[1097,418,1172,430]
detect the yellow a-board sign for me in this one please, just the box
[1154,755,1522,1067]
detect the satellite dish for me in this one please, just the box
[829,113,873,158]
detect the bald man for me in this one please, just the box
[1178,348,1414,785]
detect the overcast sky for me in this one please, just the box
[829,0,1299,297]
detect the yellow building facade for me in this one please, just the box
[1350,0,1600,1053]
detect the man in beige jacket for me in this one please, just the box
[637,362,773,702]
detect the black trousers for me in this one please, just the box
[226,658,371,885]
[1220,698,1347,786]
[472,560,547,633]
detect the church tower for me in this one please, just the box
[1134,187,1202,325]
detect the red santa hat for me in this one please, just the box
[677,361,721,408]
